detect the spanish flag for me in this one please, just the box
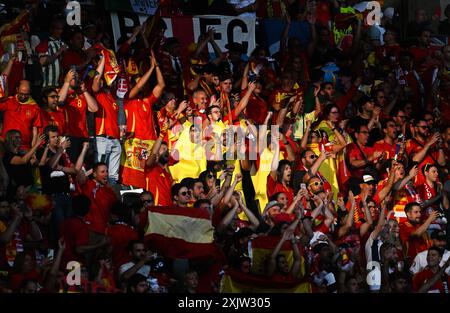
[169,125,206,183]
[93,43,121,86]
[144,206,217,259]
[220,235,312,293]
[251,148,284,214]
[120,138,155,188]
[220,269,312,293]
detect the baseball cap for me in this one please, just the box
[431,230,447,241]
[263,200,282,216]
[310,231,329,253]
[363,175,376,184]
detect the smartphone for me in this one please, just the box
[300,183,307,190]
[47,249,54,261]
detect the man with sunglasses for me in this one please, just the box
[171,183,191,208]
[0,80,42,151]
[297,149,332,191]
[40,88,66,135]
[406,116,445,185]
[347,124,385,181]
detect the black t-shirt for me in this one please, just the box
[3,150,34,188]
[36,148,70,194]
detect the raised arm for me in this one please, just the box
[2,54,16,77]
[80,82,98,113]
[234,81,256,116]
[58,69,77,103]
[128,53,156,99]
[412,133,439,164]
[91,51,105,93]
[216,200,239,235]
[393,165,418,192]
[267,229,293,277]
[370,201,388,241]
[220,173,242,209]
[241,62,250,91]
[10,134,44,165]
[237,193,260,231]
[75,142,90,186]
[338,191,356,238]
[410,211,438,237]
[152,52,166,99]
[44,238,66,292]
[417,257,450,293]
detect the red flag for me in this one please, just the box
[93,43,121,86]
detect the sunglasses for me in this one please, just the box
[179,191,189,196]
[309,181,323,187]
[142,199,153,203]
[207,174,214,178]
[308,155,318,160]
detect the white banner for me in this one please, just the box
[110,12,256,56]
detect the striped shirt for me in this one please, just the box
[36,37,65,88]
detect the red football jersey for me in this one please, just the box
[64,91,89,138]
[0,96,42,149]
[124,93,158,140]
[94,92,119,138]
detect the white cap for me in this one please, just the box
[363,175,376,183]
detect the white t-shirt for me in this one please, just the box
[365,232,383,265]
[410,249,450,275]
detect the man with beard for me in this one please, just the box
[145,134,173,206]
[399,202,438,263]
[186,178,206,201]
[415,164,449,230]
[0,80,43,151]
[40,88,66,134]
[373,118,398,161]
[412,246,450,293]
[405,117,445,185]
[410,230,450,276]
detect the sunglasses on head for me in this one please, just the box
[423,163,435,172]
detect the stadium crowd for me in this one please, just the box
[0,0,450,293]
